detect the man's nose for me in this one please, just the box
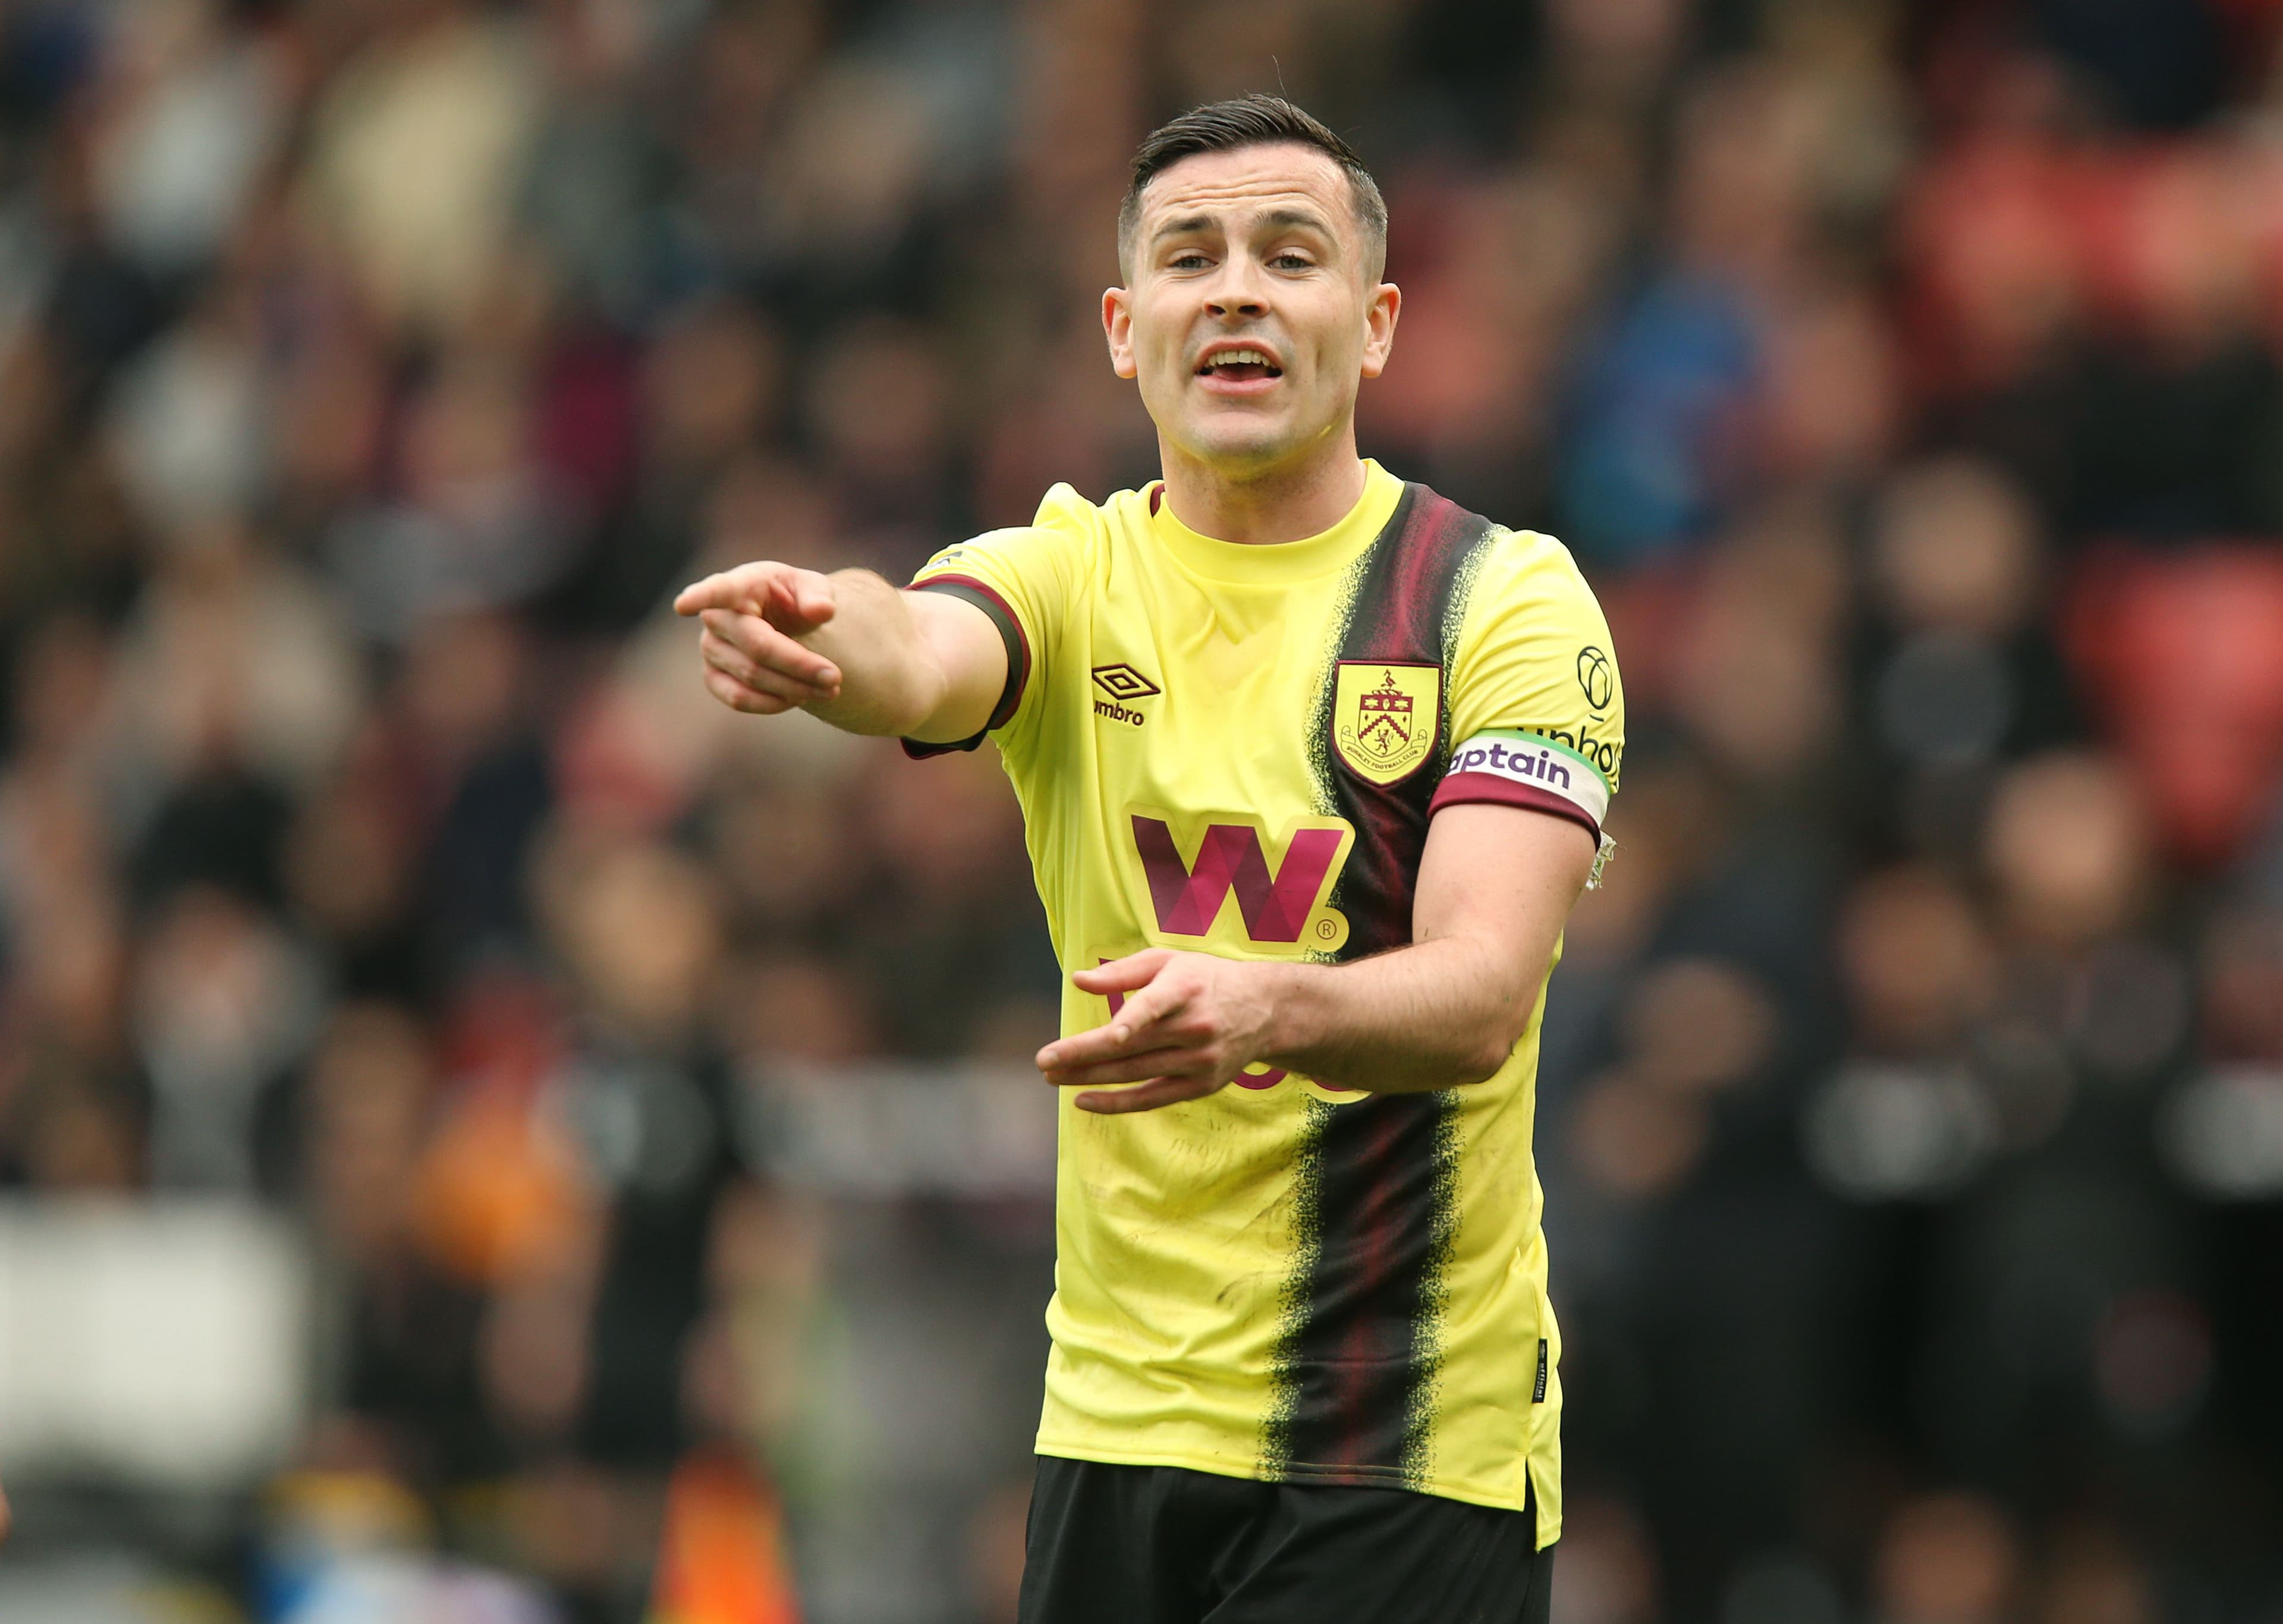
[1203,259,1269,319]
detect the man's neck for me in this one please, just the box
[1156,434,1370,546]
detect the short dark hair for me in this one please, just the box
[1118,95,1388,281]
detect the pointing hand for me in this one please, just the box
[675,563,844,715]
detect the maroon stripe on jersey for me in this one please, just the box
[1267,483,1496,1489]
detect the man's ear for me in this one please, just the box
[1103,287,1138,380]
[1359,282,1402,380]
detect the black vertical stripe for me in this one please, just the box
[1265,484,1498,1486]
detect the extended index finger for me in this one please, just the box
[1076,1075,1224,1115]
[674,571,762,616]
[1039,980,1194,1072]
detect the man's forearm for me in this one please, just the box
[796,570,949,737]
[1256,935,1543,1094]
[1045,806,1592,1115]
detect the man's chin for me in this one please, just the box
[1174,417,1310,476]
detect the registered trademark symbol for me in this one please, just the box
[1315,918,1338,940]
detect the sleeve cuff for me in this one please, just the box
[899,575,1030,758]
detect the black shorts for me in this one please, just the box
[1017,1455,1555,1624]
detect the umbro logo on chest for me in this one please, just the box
[1092,663,1159,727]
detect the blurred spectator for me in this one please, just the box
[1870,1492,2021,1624]
[1854,455,2083,858]
[301,1,543,340]
[2033,1518,2154,1624]
[133,883,320,1188]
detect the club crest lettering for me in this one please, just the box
[1331,662,1440,785]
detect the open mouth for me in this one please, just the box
[1196,347,1283,383]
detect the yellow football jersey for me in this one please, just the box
[907,461,1622,1549]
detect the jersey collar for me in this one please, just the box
[1146,460,1405,586]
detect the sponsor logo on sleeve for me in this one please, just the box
[1576,645,1614,712]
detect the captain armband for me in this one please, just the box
[1427,729,1617,869]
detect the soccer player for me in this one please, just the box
[678,95,1622,1624]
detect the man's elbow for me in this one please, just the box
[1449,1033,1518,1088]
[1449,993,1539,1086]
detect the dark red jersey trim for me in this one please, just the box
[1427,773,1602,842]
[1267,483,1498,1490]
[899,574,1030,758]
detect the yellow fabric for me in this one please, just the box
[910,462,1623,1549]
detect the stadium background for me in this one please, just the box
[1,0,2282,1620]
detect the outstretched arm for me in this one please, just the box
[675,563,1008,742]
[1038,803,1599,1113]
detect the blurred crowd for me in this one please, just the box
[1,0,2282,1620]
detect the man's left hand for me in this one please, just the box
[1039,949,1282,1115]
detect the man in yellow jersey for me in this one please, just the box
[678,95,1621,1624]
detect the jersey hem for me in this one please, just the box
[1032,1436,1548,1522]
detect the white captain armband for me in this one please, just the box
[1428,730,1616,871]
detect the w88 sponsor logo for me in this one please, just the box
[1128,811,1353,951]
[1100,809,1367,1100]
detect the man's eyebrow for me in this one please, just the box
[1256,207,1334,235]
[1149,214,1216,243]
[1147,206,1338,251]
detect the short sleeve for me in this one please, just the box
[901,484,1090,757]
[1429,529,1624,842]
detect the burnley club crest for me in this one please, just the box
[1331,661,1440,785]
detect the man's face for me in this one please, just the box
[1105,144,1398,479]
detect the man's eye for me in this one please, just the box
[1270,253,1314,270]
[1169,252,1210,270]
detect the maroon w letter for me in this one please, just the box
[1131,817,1344,942]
